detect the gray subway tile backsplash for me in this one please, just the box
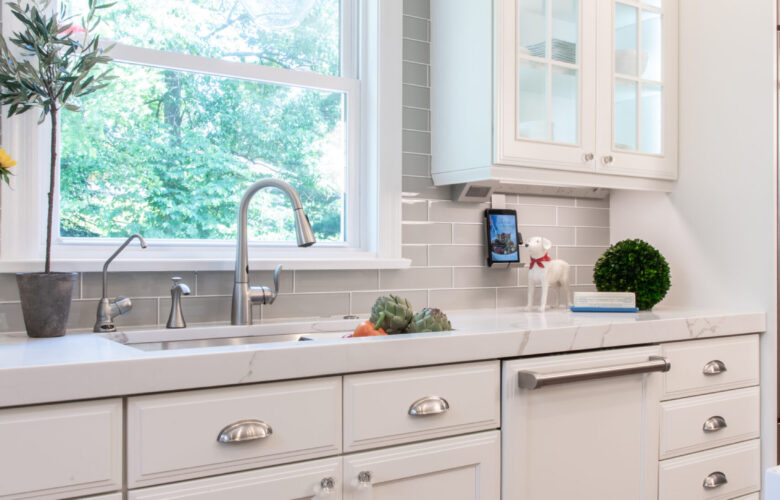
[402,39,430,65]
[402,222,451,244]
[402,200,428,222]
[403,14,429,41]
[403,0,430,18]
[295,270,379,293]
[402,130,431,155]
[82,271,196,299]
[0,0,610,333]
[557,206,610,227]
[402,84,430,108]
[379,267,452,291]
[402,153,430,176]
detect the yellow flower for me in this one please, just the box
[0,149,16,169]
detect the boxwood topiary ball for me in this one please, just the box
[593,239,671,310]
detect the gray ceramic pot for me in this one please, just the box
[16,272,78,338]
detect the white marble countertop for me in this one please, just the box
[0,307,765,407]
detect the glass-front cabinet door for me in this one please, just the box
[597,0,678,178]
[496,0,597,171]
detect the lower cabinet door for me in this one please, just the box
[127,457,342,500]
[342,431,500,500]
[502,346,663,500]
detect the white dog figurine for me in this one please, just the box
[525,236,571,312]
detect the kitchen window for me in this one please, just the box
[0,0,403,271]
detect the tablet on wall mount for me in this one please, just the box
[485,209,523,267]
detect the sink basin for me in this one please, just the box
[100,319,358,352]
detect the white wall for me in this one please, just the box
[611,0,778,483]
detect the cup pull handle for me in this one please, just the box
[702,415,728,432]
[702,471,728,489]
[217,419,272,443]
[703,360,727,375]
[408,396,450,416]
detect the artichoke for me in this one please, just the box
[405,308,453,333]
[369,295,414,334]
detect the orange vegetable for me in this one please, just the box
[346,320,388,338]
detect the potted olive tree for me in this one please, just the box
[0,0,113,337]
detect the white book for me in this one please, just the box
[573,292,636,308]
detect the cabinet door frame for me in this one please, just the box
[496,0,598,171]
[596,0,679,179]
[342,431,500,499]
[127,457,342,500]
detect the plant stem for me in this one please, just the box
[46,107,57,274]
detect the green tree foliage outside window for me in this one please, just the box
[60,0,346,242]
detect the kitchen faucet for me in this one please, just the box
[232,178,316,325]
[94,234,147,332]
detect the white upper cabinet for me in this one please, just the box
[431,0,678,191]
[596,0,678,179]
[497,0,597,171]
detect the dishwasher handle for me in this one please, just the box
[517,356,671,390]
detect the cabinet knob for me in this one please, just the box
[358,470,373,485]
[601,155,614,165]
[702,415,728,432]
[702,359,727,376]
[319,476,335,494]
[702,471,728,489]
[216,419,272,443]
[408,396,450,416]
[583,153,594,162]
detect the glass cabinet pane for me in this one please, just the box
[516,0,581,145]
[614,3,638,76]
[614,79,637,151]
[641,84,662,154]
[551,0,578,64]
[612,0,664,155]
[517,59,548,140]
[518,0,547,58]
[641,10,662,81]
[551,66,578,144]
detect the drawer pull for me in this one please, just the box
[702,415,728,432]
[703,359,727,375]
[358,470,373,485]
[317,476,336,497]
[408,396,450,416]
[216,419,272,443]
[517,356,671,389]
[702,471,728,489]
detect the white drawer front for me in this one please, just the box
[662,335,759,399]
[343,361,500,452]
[659,440,760,500]
[731,494,759,500]
[0,399,123,500]
[660,387,760,459]
[127,377,341,488]
[128,457,341,500]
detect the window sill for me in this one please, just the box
[0,255,411,273]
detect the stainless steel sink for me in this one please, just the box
[100,319,356,352]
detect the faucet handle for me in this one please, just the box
[113,297,132,316]
[269,265,282,305]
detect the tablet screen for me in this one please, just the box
[487,212,519,263]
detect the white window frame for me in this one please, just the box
[0,0,405,272]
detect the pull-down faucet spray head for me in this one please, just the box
[294,208,316,247]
